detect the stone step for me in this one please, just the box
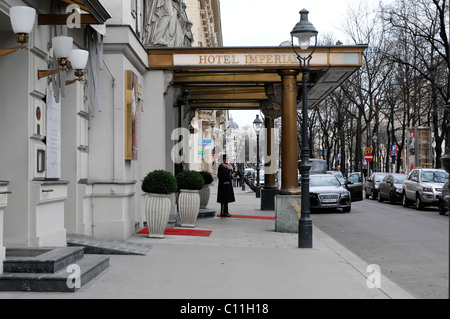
[3,247,85,274]
[0,254,109,292]
[67,234,152,255]
[198,208,216,218]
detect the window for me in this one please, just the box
[394,175,406,183]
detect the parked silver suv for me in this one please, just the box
[402,168,449,210]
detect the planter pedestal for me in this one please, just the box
[178,189,200,227]
[199,184,211,209]
[145,193,172,238]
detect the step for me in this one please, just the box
[67,234,152,255]
[0,255,109,292]
[198,208,216,218]
[3,247,85,274]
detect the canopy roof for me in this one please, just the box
[147,45,367,111]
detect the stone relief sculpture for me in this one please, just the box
[143,0,193,47]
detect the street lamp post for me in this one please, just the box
[253,114,263,198]
[291,9,317,248]
[372,133,378,173]
[345,140,350,180]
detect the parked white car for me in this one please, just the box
[402,168,449,210]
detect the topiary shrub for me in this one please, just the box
[176,170,205,190]
[141,170,178,195]
[199,170,213,185]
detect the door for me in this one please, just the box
[346,173,363,202]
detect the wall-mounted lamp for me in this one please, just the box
[66,49,89,85]
[0,6,36,57]
[188,124,198,135]
[38,36,73,79]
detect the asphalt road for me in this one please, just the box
[310,196,449,299]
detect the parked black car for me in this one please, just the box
[438,181,449,215]
[364,172,388,199]
[348,172,362,184]
[377,173,407,204]
[345,172,363,202]
[306,174,352,213]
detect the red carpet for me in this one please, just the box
[217,214,275,220]
[138,228,212,237]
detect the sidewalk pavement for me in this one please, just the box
[0,180,415,299]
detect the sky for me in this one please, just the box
[220,0,352,47]
[218,0,381,128]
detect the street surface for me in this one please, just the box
[311,196,449,299]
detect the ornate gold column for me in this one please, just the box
[279,69,300,195]
[263,116,277,188]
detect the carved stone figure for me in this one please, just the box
[143,0,193,47]
[143,0,174,46]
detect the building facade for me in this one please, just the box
[0,0,223,273]
[184,0,227,175]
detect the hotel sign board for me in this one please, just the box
[172,52,361,68]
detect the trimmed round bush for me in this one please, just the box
[199,170,213,185]
[176,170,205,190]
[141,170,178,194]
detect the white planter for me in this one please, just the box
[199,184,211,209]
[145,193,172,238]
[178,189,200,227]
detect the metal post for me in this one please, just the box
[256,132,261,198]
[291,8,317,248]
[299,68,312,248]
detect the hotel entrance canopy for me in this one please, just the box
[147,45,366,195]
[147,45,367,111]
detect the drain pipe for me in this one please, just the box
[103,60,116,182]
[91,183,96,236]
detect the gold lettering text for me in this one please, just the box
[199,55,207,64]
[248,55,258,64]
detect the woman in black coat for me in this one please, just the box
[217,159,235,217]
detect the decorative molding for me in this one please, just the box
[163,70,174,95]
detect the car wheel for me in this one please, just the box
[415,195,424,210]
[402,192,409,207]
[438,200,446,215]
[390,191,397,205]
[377,191,383,202]
[365,189,370,199]
[372,190,377,200]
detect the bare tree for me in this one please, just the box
[339,0,392,173]
[381,0,449,168]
